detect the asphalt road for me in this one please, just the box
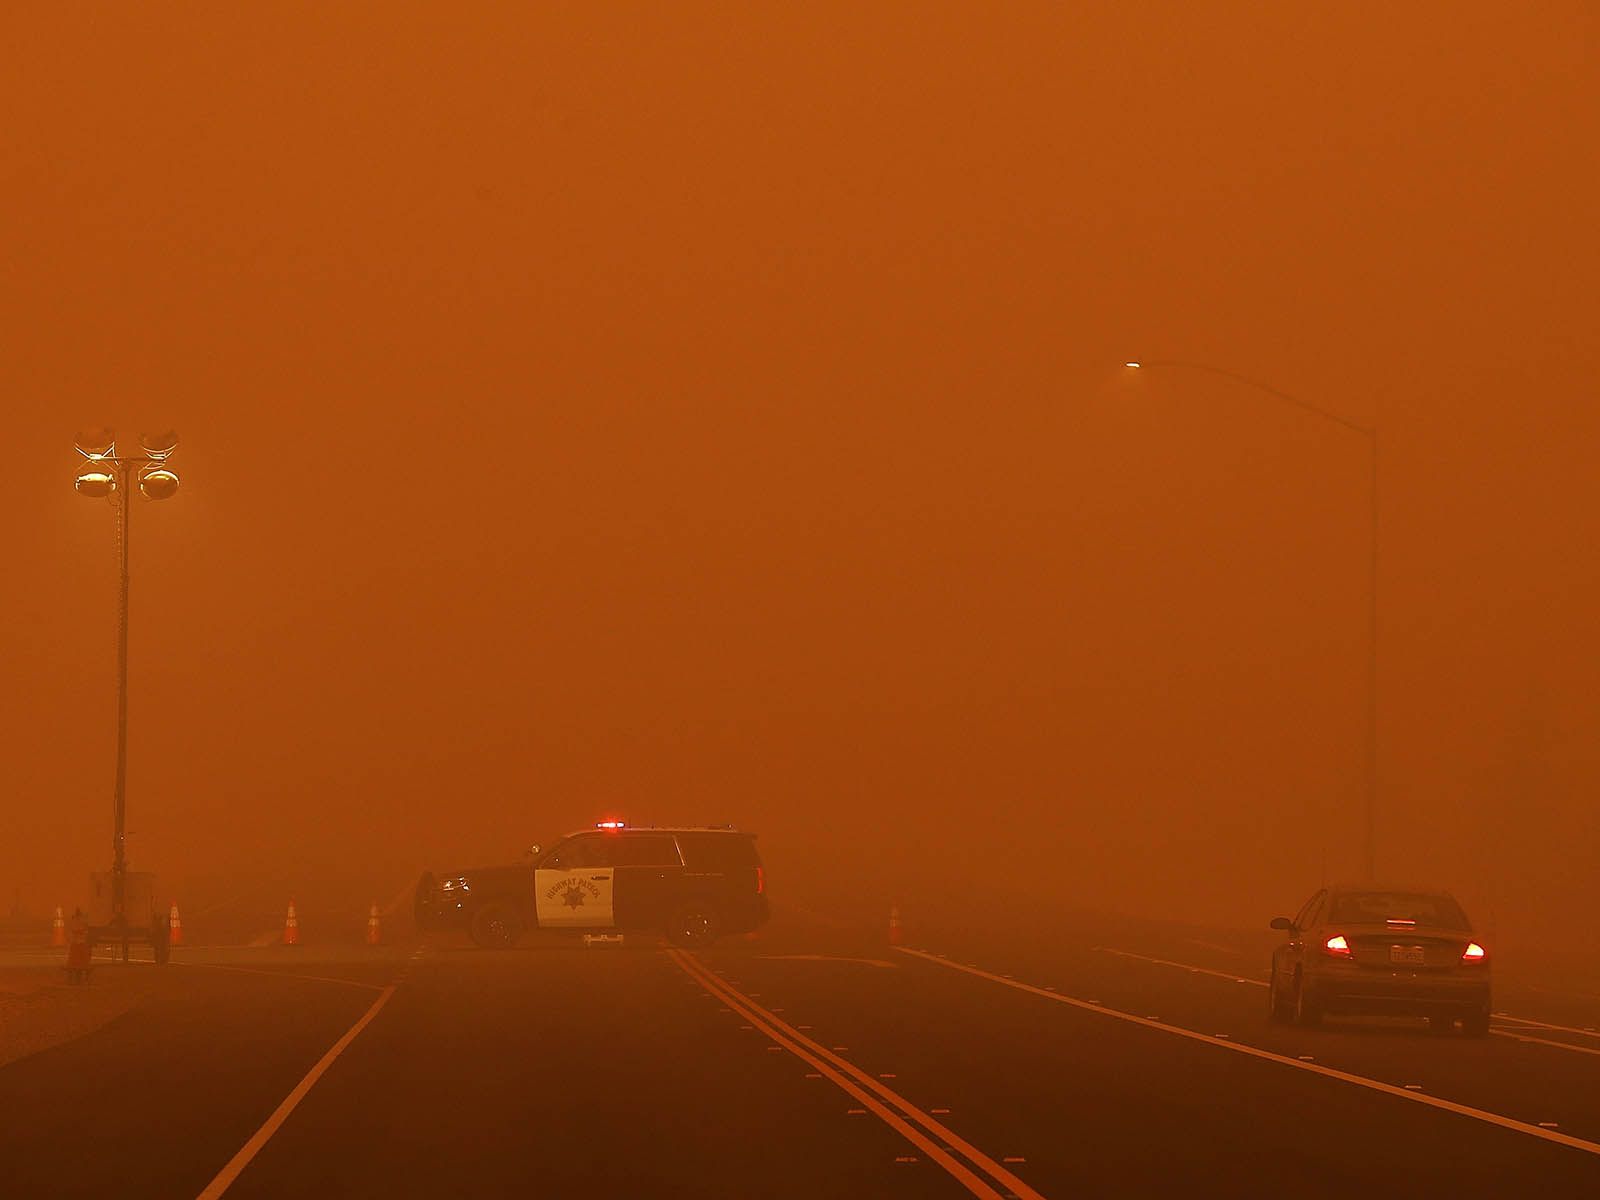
[4,911,1600,1198]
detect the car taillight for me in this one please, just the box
[756,866,765,895]
[1323,934,1353,959]
[1462,942,1487,963]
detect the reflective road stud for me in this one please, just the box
[283,900,300,946]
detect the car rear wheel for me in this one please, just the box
[1267,970,1293,1024]
[1293,974,1322,1028]
[470,903,523,948]
[1462,1009,1491,1038]
[666,901,721,948]
[1428,1014,1456,1034]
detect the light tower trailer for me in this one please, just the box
[87,870,171,964]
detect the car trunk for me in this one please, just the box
[1340,922,1472,969]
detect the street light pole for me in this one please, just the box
[73,430,181,960]
[1123,362,1379,880]
[1364,429,1378,884]
[113,453,131,959]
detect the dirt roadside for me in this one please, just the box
[0,961,166,1070]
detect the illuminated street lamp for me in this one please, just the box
[72,428,181,959]
[1122,361,1380,880]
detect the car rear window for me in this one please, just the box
[1329,892,1469,928]
[676,833,761,870]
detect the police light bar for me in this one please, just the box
[596,820,626,830]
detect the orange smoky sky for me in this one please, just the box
[2,4,1596,945]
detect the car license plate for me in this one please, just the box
[1390,945,1426,965]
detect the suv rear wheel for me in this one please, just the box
[666,900,721,948]
[470,903,524,948]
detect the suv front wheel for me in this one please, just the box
[666,901,721,948]
[470,903,524,948]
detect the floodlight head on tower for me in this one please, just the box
[74,428,118,460]
[137,465,180,501]
[74,466,118,498]
[139,430,180,461]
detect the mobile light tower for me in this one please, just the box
[1122,362,1379,880]
[73,429,181,960]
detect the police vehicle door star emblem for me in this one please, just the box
[534,858,612,929]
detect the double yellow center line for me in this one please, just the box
[666,948,1043,1200]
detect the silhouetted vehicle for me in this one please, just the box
[1268,887,1490,1035]
[415,823,768,949]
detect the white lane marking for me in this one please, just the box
[1492,1029,1600,1058]
[1099,947,1267,987]
[1185,939,1245,957]
[196,985,397,1199]
[668,949,1044,1200]
[761,954,899,969]
[895,948,1600,1159]
[172,962,386,992]
[1495,1013,1600,1041]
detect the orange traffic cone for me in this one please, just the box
[888,904,903,946]
[365,903,381,946]
[168,903,183,947]
[52,905,66,947]
[283,899,300,946]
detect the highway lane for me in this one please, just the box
[0,952,400,1199]
[879,917,1600,1153]
[221,938,994,1199]
[694,925,1600,1196]
[3,916,1600,1197]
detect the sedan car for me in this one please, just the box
[1268,887,1490,1035]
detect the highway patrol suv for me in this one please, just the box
[415,823,768,948]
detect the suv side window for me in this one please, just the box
[613,836,682,867]
[546,836,608,869]
[677,833,761,871]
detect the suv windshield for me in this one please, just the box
[1329,891,1469,928]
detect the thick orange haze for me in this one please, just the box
[2,5,1596,948]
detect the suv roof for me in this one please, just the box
[561,824,754,838]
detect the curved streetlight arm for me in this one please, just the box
[1135,360,1374,438]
